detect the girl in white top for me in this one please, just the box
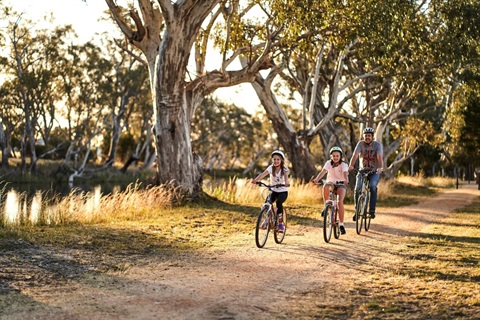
[313,146,349,234]
[252,150,290,231]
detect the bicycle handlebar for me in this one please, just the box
[353,168,377,176]
[256,181,285,189]
[314,180,346,186]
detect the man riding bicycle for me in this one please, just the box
[348,127,384,220]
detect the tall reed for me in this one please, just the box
[0,182,179,227]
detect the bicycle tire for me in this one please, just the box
[355,195,365,235]
[333,207,340,239]
[323,204,333,243]
[255,207,270,248]
[274,209,287,244]
[364,193,371,231]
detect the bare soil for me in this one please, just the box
[1,183,479,320]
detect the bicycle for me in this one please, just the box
[254,182,287,248]
[317,181,345,243]
[353,169,377,235]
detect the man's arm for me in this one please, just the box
[376,153,384,173]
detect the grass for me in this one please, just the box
[283,194,480,320]
[353,198,480,318]
[1,174,456,238]
[1,174,474,319]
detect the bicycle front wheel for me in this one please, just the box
[255,207,270,248]
[333,208,340,239]
[323,205,334,243]
[274,209,287,244]
[364,193,371,231]
[355,195,365,235]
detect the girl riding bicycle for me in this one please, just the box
[251,150,290,232]
[313,146,349,234]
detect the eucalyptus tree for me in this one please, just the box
[1,12,73,174]
[0,81,23,169]
[56,42,113,182]
[240,0,471,179]
[192,98,266,172]
[98,39,151,167]
[444,75,480,171]
[104,0,280,197]
[427,0,480,171]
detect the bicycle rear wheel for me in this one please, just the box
[355,195,365,235]
[364,193,371,231]
[323,205,334,243]
[255,207,270,248]
[274,209,287,244]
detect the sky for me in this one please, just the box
[5,0,262,113]
[7,0,112,43]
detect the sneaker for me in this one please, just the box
[339,225,346,235]
[277,223,285,233]
[370,212,376,219]
[352,214,356,222]
[261,219,268,229]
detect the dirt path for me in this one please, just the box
[2,184,478,320]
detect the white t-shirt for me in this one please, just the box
[267,165,289,193]
[322,161,349,183]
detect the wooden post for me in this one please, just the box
[455,166,459,189]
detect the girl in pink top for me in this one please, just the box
[313,146,349,234]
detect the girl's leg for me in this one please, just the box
[275,192,288,215]
[269,192,279,209]
[322,184,330,203]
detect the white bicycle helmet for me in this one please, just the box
[271,150,285,159]
[329,146,343,154]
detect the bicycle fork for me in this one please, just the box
[263,203,279,229]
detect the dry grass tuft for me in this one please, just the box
[204,177,323,206]
[1,182,181,227]
[397,174,456,188]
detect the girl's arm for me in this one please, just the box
[313,169,327,183]
[343,170,349,184]
[252,169,269,184]
[284,171,290,187]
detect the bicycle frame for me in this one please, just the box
[322,181,344,243]
[354,169,376,234]
[254,182,287,248]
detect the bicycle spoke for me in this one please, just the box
[355,196,364,235]
[323,205,333,243]
[255,208,270,248]
[274,209,287,244]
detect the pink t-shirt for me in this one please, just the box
[322,161,348,183]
